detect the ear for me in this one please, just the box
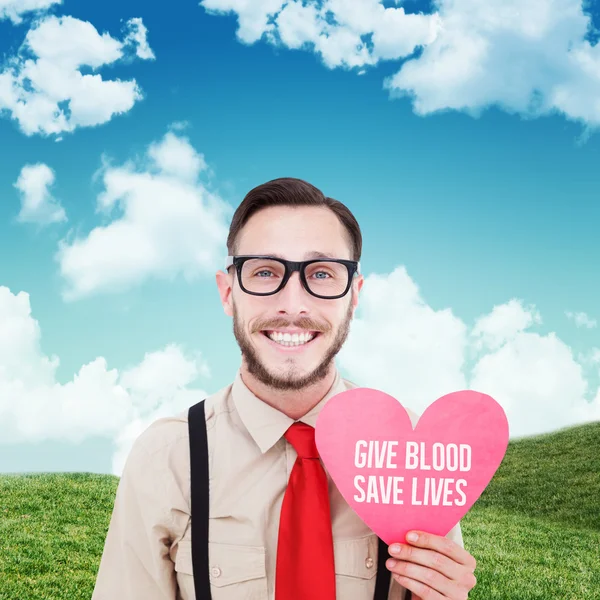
[351,274,364,314]
[215,269,234,317]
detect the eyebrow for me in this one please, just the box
[267,251,339,260]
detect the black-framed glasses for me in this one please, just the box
[225,255,361,299]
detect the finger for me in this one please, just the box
[404,531,477,572]
[390,572,445,600]
[387,543,465,581]
[387,558,457,599]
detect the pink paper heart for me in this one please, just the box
[315,388,509,545]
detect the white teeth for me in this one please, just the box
[267,331,315,346]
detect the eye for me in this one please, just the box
[313,271,332,279]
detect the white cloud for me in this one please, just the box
[0,0,60,23]
[111,345,209,475]
[576,346,600,371]
[384,0,600,126]
[470,330,598,438]
[273,0,375,69]
[169,120,191,131]
[201,0,600,127]
[339,266,469,408]
[340,266,600,440]
[123,16,155,60]
[566,310,597,328]
[201,0,286,44]
[147,131,208,183]
[56,132,233,300]
[0,285,209,475]
[111,386,207,476]
[469,299,599,437]
[0,14,154,136]
[471,299,542,351]
[119,344,210,411]
[201,0,438,67]
[14,163,66,226]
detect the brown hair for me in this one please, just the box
[227,177,362,261]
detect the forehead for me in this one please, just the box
[237,205,352,259]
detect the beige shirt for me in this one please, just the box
[92,368,463,600]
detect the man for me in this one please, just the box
[92,177,477,600]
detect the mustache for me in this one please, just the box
[254,317,330,333]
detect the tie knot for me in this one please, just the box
[284,422,319,459]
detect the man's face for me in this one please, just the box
[217,205,363,391]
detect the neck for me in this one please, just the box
[239,364,337,420]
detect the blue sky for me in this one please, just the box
[1,0,599,475]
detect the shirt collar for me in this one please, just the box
[232,367,350,454]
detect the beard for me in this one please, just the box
[232,293,354,391]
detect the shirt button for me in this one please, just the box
[210,566,221,578]
[365,557,374,569]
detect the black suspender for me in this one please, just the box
[188,399,212,600]
[375,538,392,599]
[188,398,399,600]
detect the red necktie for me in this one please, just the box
[275,422,336,599]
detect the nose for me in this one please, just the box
[275,270,310,314]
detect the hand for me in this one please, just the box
[385,530,477,600]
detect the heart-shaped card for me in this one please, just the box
[315,388,509,545]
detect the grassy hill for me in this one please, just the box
[1,422,599,600]
[460,421,600,599]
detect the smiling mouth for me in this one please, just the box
[261,330,321,347]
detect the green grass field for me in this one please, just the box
[1,422,599,599]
